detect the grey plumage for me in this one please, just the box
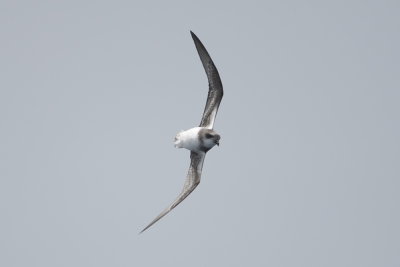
[191,31,224,129]
[140,152,205,233]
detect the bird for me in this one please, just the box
[140,31,223,233]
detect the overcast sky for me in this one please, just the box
[1,1,399,266]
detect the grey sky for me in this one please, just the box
[1,1,399,266]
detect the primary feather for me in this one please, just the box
[190,31,224,129]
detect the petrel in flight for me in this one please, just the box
[140,31,223,233]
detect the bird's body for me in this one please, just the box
[175,127,220,152]
[174,127,203,151]
[140,31,223,233]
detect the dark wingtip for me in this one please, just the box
[139,226,149,234]
[190,31,199,42]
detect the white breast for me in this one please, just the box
[174,127,202,151]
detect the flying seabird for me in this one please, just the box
[140,31,223,233]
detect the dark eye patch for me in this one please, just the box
[205,133,213,139]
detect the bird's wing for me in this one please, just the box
[191,31,223,129]
[140,151,206,233]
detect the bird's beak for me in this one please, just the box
[215,140,219,146]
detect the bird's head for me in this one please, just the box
[202,129,221,149]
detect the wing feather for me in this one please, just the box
[140,152,206,233]
[191,31,223,129]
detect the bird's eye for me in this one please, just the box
[205,133,213,139]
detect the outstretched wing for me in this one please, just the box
[191,31,223,129]
[140,152,206,233]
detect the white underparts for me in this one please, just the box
[174,127,202,151]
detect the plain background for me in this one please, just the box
[1,1,399,266]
